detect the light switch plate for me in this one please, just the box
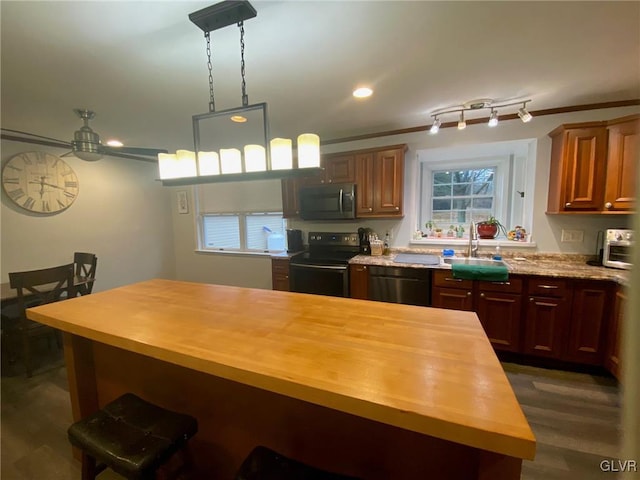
[561,229,584,242]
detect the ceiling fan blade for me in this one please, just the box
[0,130,71,150]
[104,146,168,156]
[100,149,160,163]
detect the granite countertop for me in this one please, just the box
[349,249,631,287]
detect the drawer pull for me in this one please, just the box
[491,281,511,285]
[530,297,534,302]
[445,277,463,282]
[480,293,485,298]
[467,292,472,297]
[537,285,559,289]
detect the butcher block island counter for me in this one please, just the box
[27,279,535,479]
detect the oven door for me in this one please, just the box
[289,263,349,298]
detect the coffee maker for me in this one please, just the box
[358,227,374,255]
[286,229,304,253]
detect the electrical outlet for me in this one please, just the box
[561,229,584,243]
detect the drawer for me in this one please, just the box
[271,259,290,275]
[433,270,474,289]
[478,276,523,294]
[526,277,568,297]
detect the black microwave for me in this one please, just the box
[299,183,356,220]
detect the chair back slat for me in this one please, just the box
[73,252,97,295]
[8,263,76,319]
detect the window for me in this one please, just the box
[416,139,536,242]
[202,212,286,252]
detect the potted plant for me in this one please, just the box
[425,220,434,237]
[455,225,465,238]
[476,216,507,239]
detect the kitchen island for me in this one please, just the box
[27,279,535,479]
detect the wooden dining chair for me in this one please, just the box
[74,252,97,295]
[2,263,75,377]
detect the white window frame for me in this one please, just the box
[199,211,287,254]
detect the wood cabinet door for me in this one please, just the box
[605,116,638,211]
[281,178,299,218]
[349,264,369,300]
[356,152,375,215]
[476,291,523,352]
[431,286,473,311]
[605,288,626,379]
[523,295,569,359]
[563,281,611,365]
[562,127,608,211]
[325,154,356,184]
[271,259,290,291]
[373,148,403,216]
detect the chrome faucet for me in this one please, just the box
[467,222,478,257]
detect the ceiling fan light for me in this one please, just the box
[488,109,499,127]
[518,105,532,123]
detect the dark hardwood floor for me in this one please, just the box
[1,343,621,479]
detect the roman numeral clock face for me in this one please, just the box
[2,152,79,214]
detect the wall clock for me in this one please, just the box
[2,151,79,214]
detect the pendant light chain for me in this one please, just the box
[239,21,248,106]
[205,31,215,112]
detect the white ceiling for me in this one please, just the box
[1,1,639,156]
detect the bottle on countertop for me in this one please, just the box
[493,243,502,261]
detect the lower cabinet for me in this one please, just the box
[271,258,290,291]
[431,271,473,311]
[605,286,626,379]
[349,264,369,300]
[476,278,523,353]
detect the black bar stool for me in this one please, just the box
[235,446,360,480]
[67,393,198,480]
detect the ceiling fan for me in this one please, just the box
[0,108,168,163]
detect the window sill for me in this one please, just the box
[195,249,286,257]
[409,239,536,248]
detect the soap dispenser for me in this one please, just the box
[493,243,502,261]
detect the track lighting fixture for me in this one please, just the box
[517,103,532,123]
[430,117,441,134]
[488,109,498,127]
[457,111,466,130]
[428,98,532,134]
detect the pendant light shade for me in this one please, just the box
[270,138,293,170]
[198,151,220,175]
[158,153,180,179]
[297,133,320,168]
[220,148,243,174]
[244,144,267,172]
[176,150,198,177]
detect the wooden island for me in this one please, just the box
[27,279,535,479]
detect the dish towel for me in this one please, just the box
[451,264,509,281]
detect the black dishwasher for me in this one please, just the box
[368,266,432,306]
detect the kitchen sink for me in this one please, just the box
[442,257,508,268]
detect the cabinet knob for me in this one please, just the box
[480,293,485,298]
[328,179,332,183]
[395,206,399,210]
[565,202,572,207]
[368,207,373,212]
[467,292,472,297]
[529,297,534,302]
[605,202,612,209]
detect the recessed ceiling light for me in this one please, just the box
[353,87,373,98]
[106,139,123,147]
[230,115,247,123]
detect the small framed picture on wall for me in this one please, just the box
[177,191,189,214]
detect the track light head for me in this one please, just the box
[457,111,466,130]
[430,117,441,134]
[488,109,499,127]
[518,104,532,123]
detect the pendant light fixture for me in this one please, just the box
[160,1,322,186]
[428,98,532,134]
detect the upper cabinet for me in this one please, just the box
[547,114,639,214]
[282,144,405,219]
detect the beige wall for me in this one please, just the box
[172,105,638,289]
[0,141,176,291]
